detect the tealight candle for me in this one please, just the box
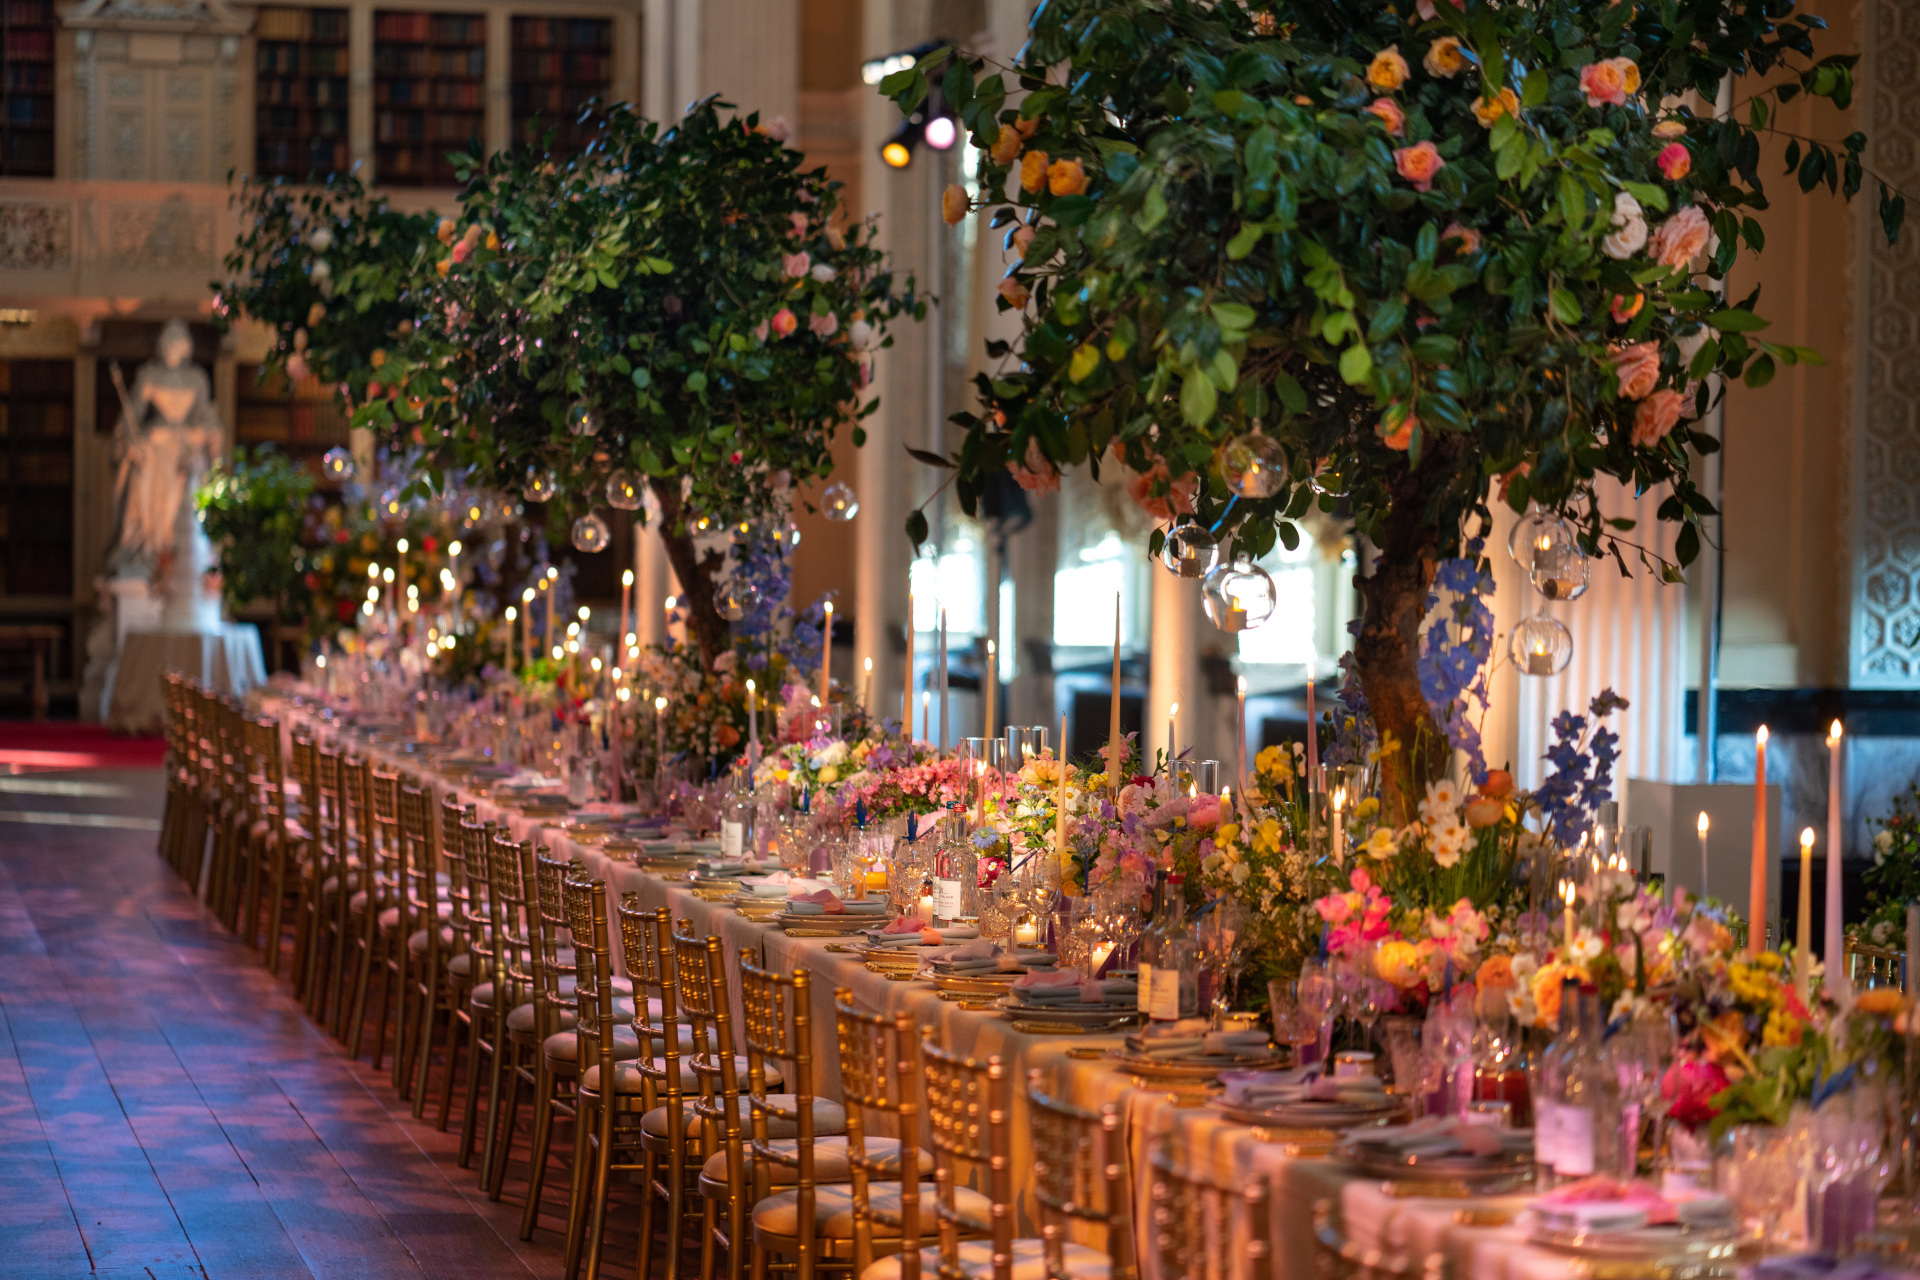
[1013,920,1038,947]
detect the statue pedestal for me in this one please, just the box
[104,623,266,733]
[79,576,163,722]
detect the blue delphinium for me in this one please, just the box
[1536,691,1631,846]
[1417,537,1495,781]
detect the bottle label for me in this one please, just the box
[1148,967,1182,1020]
[1533,1101,1559,1165]
[932,878,963,920]
[721,821,744,859]
[1137,963,1154,1013]
[1555,1105,1595,1176]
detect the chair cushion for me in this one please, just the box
[507,997,638,1035]
[447,951,473,978]
[545,1024,642,1063]
[860,1241,1108,1280]
[382,900,454,932]
[701,1135,930,1186]
[410,925,456,954]
[642,1094,842,1140]
[582,1053,779,1095]
[752,1181,991,1238]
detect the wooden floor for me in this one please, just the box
[0,765,634,1279]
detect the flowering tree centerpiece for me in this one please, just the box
[884,0,1901,819]
[219,100,921,675]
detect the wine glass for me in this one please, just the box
[1266,981,1320,1063]
[1296,956,1335,1065]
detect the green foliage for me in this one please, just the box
[216,100,919,535]
[1862,782,1920,918]
[886,0,1892,572]
[194,446,317,619]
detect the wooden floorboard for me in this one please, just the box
[0,765,647,1280]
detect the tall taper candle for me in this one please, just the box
[1304,660,1319,795]
[1107,594,1123,794]
[1750,725,1770,955]
[1235,675,1248,795]
[921,691,931,743]
[903,592,915,736]
[1055,713,1069,857]
[620,568,632,658]
[544,573,555,654]
[984,640,997,747]
[819,601,834,703]
[937,609,949,752]
[504,605,518,671]
[1797,827,1815,999]
[521,586,534,671]
[1697,811,1710,903]
[1826,721,1845,980]
[746,678,758,769]
[861,657,872,715]
[1166,702,1178,781]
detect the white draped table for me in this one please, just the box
[112,623,266,732]
[267,688,1586,1279]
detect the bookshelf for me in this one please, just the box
[255,7,350,180]
[1,0,54,176]
[510,16,611,154]
[0,360,73,597]
[374,9,485,186]
[235,363,351,482]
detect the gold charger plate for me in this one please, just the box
[1106,1050,1287,1084]
[932,972,1025,998]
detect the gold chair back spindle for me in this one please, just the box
[1028,1072,1134,1280]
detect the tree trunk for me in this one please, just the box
[648,478,731,671]
[1350,448,1459,826]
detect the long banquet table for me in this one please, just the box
[270,689,1588,1280]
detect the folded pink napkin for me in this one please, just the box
[882,916,926,935]
[1013,969,1082,989]
[789,888,844,914]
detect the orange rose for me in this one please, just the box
[1014,116,1041,139]
[997,275,1031,309]
[1631,389,1685,447]
[1441,222,1480,255]
[1392,140,1445,192]
[1020,149,1050,194]
[988,125,1022,165]
[1475,953,1516,990]
[1366,97,1406,136]
[1472,87,1520,128]
[1649,205,1713,269]
[1610,292,1645,324]
[941,183,969,226]
[1609,341,1661,401]
[1047,157,1088,197]
[1580,57,1637,108]
[1422,36,1468,78]
[1367,46,1410,91]
[1464,796,1505,829]
[1378,410,1415,450]
[1481,769,1515,799]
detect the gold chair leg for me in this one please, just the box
[636,1146,658,1280]
[562,1092,595,1278]
[487,1043,525,1200]
[458,1020,489,1167]
[582,1092,617,1280]
[518,1061,560,1240]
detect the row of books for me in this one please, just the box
[510,18,608,48]
[4,64,48,90]
[373,47,483,77]
[0,452,74,484]
[257,107,347,134]
[377,80,482,108]
[375,112,480,143]
[258,75,349,106]
[258,45,349,74]
[256,137,350,175]
[255,7,348,41]
[510,51,607,81]
[4,30,52,59]
[374,12,482,43]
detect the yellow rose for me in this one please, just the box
[1367,46,1410,91]
[941,183,969,226]
[817,766,839,785]
[1020,149,1050,194]
[1376,940,1425,988]
[1046,157,1088,197]
[1472,87,1520,128]
[988,125,1023,165]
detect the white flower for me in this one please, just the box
[1231,862,1251,885]
[1674,325,1718,366]
[1429,817,1471,868]
[810,263,838,283]
[1602,192,1648,260]
[1875,829,1894,853]
[1570,932,1603,962]
[1418,779,1462,827]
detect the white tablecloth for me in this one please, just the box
[267,691,1584,1279]
[110,624,266,732]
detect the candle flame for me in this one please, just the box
[397,538,409,553]
[618,687,630,702]
[449,540,462,556]
[1560,879,1575,906]
[864,657,872,672]
[746,678,755,692]
[522,587,535,603]
[1697,811,1710,835]
[654,696,667,711]
[1829,719,1843,745]
[665,595,676,610]
[505,606,517,622]
[1800,826,1816,850]
[1757,724,1770,745]
[1169,701,1179,718]
[1237,674,1247,696]
[622,569,634,586]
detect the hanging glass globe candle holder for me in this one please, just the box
[1309,458,1350,499]
[571,512,610,553]
[1510,614,1573,676]
[566,401,598,437]
[717,576,762,622]
[1218,430,1288,499]
[606,470,642,511]
[1201,558,1278,633]
[1159,520,1220,578]
[321,446,354,482]
[1507,508,1589,601]
[821,481,860,522]
[524,468,557,502]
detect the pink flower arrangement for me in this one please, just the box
[1008,436,1060,493]
[1657,142,1692,180]
[782,251,811,278]
[1392,140,1445,192]
[1125,461,1198,521]
[1315,867,1395,955]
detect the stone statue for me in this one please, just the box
[105,318,220,578]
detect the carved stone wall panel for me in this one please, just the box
[100,197,214,272]
[0,203,75,270]
[1852,0,1920,686]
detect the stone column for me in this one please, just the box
[1148,568,1206,774]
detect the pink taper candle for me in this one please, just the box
[1304,661,1319,794]
[1826,721,1844,979]
[1750,725,1769,956]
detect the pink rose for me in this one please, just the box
[1415,0,1459,17]
[1661,1057,1729,1131]
[789,211,809,236]
[1366,97,1406,137]
[1657,142,1692,180]
[1610,342,1661,400]
[1320,894,1354,924]
[753,319,770,342]
[770,308,798,338]
[1125,462,1197,521]
[1649,205,1713,269]
[1008,436,1060,494]
[1579,57,1639,108]
[1610,292,1644,323]
[782,251,811,278]
[1392,140,1445,192]
[1632,389,1685,446]
[808,311,839,338]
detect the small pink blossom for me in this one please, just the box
[808,311,839,338]
[789,211,809,236]
[782,251,811,278]
[1657,142,1692,181]
[1632,389,1685,446]
[770,308,798,338]
[1650,205,1713,269]
[1392,140,1445,192]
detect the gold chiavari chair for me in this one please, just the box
[1030,1075,1133,1280]
[477,829,537,1195]
[1845,937,1905,990]
[344,764,406,1059]
[301,743,349,1019]
[375,777,438,1085]
[457,819,507,1163]
[437,807,486,1133]
[208,697,251,924]
[404,795,465,1114]
[621,900,695,1280]
[233,715,289,957]
[863,1034,1113,1280]
[325,754,375,1041]
[1311,1199,1435,1280]
[566,876,622,1279]
[512,844,589,1238]
[158,673,191,874]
